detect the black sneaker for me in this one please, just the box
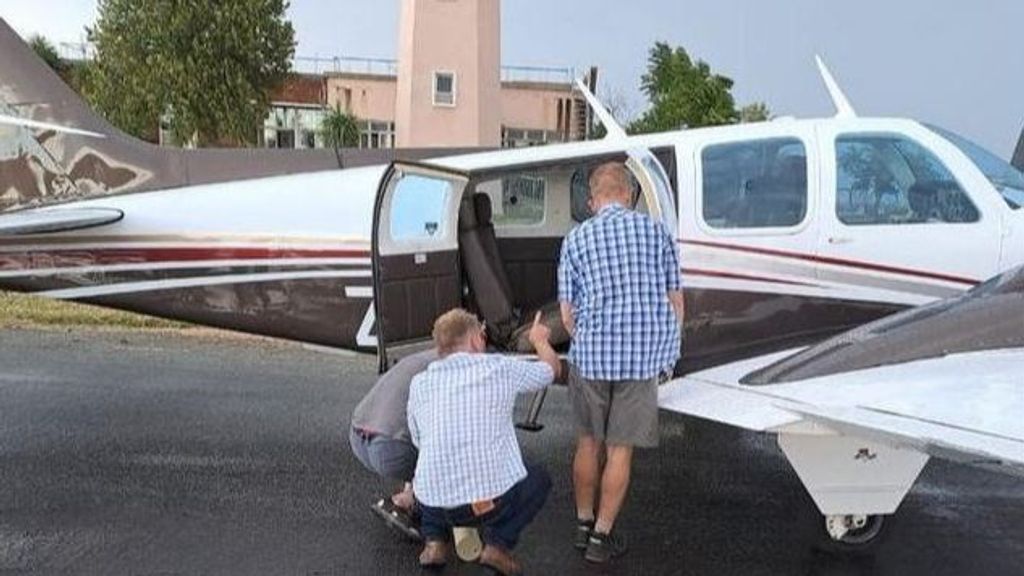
[371,497,422,542]
[584,531,627,563]
[573,519,594,551]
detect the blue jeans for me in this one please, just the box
[418,462,551,550]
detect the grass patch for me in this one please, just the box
[0,291,190,329]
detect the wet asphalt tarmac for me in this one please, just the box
[0,328,1021,575]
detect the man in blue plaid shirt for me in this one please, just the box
[408,309,561,575]
[558,161,685,563]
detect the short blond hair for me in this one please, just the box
[589,161,632,202]
[432,308,482,355]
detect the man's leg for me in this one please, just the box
[417,504,451,567]
[573,435,601,521]
[594,444,633,534]
[365,436,422,540]
[480,462,553,550]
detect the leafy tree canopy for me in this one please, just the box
[739,102,772,123]
[85,0,295,146]
[29,35,66,75]
[627,42,771,135]
[320,106,360,149]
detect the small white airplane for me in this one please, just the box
[1,17,1022,549]
[660,264,1023,549]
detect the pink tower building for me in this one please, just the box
[395,0,502,147]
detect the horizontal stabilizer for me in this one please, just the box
[0,207,124,236]
[0,112,105,138]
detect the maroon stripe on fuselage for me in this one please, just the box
[684,267,816,287]
[0,246,371,269]
[680,239,978,286]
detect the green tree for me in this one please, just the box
[320,106,361,149]
[85,0,295,146]
[29,35,67,75]
[739,102,772,123]
[630,43,738,134]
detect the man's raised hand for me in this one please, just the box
[528,311,551,347]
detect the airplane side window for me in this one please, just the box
[701,138,808,229]
[476,175,546,227]
[836,134,980,225]
[390,174,451,240]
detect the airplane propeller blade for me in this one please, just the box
[0,112,106,138]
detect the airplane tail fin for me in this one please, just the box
[0,17,343,213]
[1013,123,1024,171]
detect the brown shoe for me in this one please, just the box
[478,544,522,576]
[418,540,449,569]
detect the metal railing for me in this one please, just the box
[292,55,399,76]
[292,56,574,86]
[500,65,575,85]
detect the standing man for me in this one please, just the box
[558,162,684,563]
[349,348,437,540]
[408,309,559,575]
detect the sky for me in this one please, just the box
[2,0,1022,155]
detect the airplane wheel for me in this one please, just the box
[820,514,887,553]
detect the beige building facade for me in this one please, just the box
[265,0,589,150]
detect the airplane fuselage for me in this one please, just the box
[1,117,1022,373]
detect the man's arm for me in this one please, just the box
[527,311,561,381]
[668,290,685,326]
[406,382,421,449]
[661,224,685,326]
[559,300,575,338]
[556,238,576,337]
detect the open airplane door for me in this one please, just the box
[627,148,679,233]
[372,162,470,371]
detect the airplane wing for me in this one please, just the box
[0,207,124,235]
[659,349,1024,474]
[661,264,1024,475]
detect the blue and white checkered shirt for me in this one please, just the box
[407,353,553,508]
[558,203,682,381]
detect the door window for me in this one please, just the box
[836,134,980,225]
[390,174,451,240]
[701,138,808,229]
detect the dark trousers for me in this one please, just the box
[419,462,551,551]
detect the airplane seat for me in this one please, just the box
[458,193,519,347]
[907,182,939,222]
[458,192,569,352]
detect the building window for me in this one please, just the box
[276,130,296,149]
[701,138,808,229]
[502,127,554,148]
[433,71,456,107]
[359,120,396,149]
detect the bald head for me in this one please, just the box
[589,162,633,209]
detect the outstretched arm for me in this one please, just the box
[528,311,561,381]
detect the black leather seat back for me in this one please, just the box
[458,192,518,346]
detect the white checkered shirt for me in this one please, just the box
[558,203,682,380]
[407,353,553,508]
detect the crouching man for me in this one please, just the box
[349,348,437,540]
[408,309,560,575]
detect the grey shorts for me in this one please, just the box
[349,427,418,482]
[568,365,659,448]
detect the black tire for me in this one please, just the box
[817,514,888,554]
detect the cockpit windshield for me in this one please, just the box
[927,124,1024,209]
